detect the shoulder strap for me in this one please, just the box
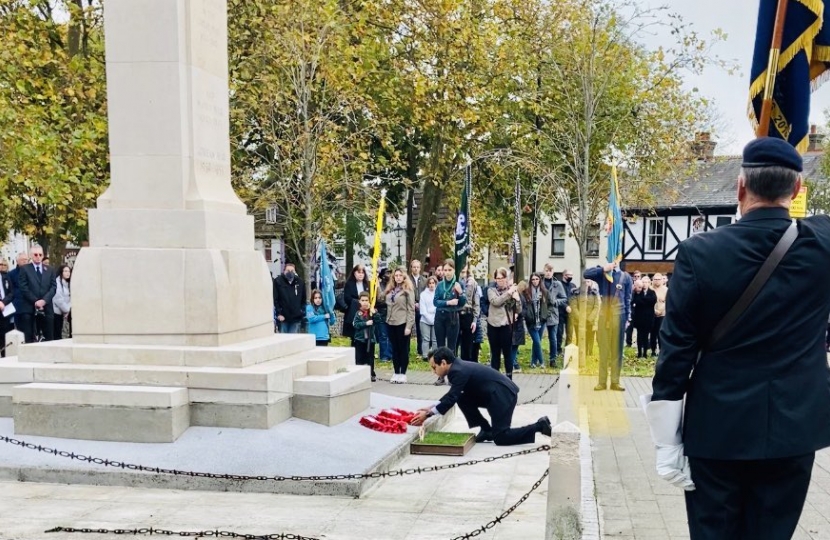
[707,220,798,350]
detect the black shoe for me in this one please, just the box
[371,375,377,382]
[594,383,606,391]
[538,416,552,437]
[475,429,494,443]
[433,376,445,386]
[610,383,626,392]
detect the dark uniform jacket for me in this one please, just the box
[652,207,830,460]
[436,359,520,416]
[0,272,12,308]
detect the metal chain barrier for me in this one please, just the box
[0,435,550,481]
[45,527,321,539]
[451,467,549,539]
[43,468,550,540]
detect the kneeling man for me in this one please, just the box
[410,347,551,445]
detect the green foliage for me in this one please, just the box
[0,0,108,258]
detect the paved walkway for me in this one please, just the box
[589,377,830,540]
[3,371,830,539]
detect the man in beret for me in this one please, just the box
[644,137,830,539]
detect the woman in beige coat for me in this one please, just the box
[384,268,416,383]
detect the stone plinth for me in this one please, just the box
[1,0,373,443]
[13,383,190,443]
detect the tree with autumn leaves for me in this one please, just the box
[1,0,724,277]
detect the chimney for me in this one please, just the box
[808,124,825,153]
[690,132,717,161]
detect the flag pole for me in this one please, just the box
[757,0,789,137]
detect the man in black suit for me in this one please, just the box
[17,245,57,343]
[0,263,13,357]
[409,347,552,445]
[648,138,830,540]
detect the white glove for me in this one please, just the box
[640,394,695,491]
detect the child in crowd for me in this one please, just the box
[419,276,438,358]
[306,290,331,347]
[353,291,380,382]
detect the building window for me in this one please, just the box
[585,224,600,257]
[646,218,665,253]
[716,216,732,228]
[265,206,278,224]
[264,239,272,262]
[551,224,566,257]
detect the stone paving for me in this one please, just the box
[2,370,830,539]
[589,377,830,540]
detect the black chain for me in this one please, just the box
[1,435,550,481]
[451,467,549,539]
[45,527,321,539]
[43,468,550,540]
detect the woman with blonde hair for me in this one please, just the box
[383,267,416,383]
[487,267,521,379]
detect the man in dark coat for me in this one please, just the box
[409,347,552,445]
[272,262,306,334]
[647,137,830,540]
[0,264,13,356]
[17,245,57,343]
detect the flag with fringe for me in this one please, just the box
[454,166,472,281]
[369,190,387,307]
[605,165,623,282]
[749,0,830,152]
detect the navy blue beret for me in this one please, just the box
[742,137,803,172]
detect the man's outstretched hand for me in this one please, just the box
[409,408,432,426]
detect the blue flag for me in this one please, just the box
[749,0,830,152]
[319,241,336,326]
[605,166,623,282]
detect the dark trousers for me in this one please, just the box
[685,453,815,540]
[625,323,635,347]
[487,324,513,375]
[53,313,71,341]
[0,316,10,357]
[414,309,422,355]
[650,316,664,353]
[546,324,558,365]
[387,323,410,375]
[635,323,651,357]
[457,391,537,446]
[556,311,568,352]
[19,311,54,343]
[597,316,624,385]
[435,311,460,351]
[459,312,476,361]
[354,341,376,378]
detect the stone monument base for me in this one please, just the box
[0,395,453,497]
[0,335,370,442]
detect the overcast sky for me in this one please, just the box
[639,0,830,155]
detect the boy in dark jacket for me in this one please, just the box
[273,262,307,333]
[353,292,381,382]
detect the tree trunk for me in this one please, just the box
[67,0,84,57]
[411,180,442,261]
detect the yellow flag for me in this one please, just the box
[369,190,387,307]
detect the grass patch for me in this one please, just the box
[417,432,474,446]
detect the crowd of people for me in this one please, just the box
[0,245,73,352]
[271,255,670,388]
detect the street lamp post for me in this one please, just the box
[393,225,405,265]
